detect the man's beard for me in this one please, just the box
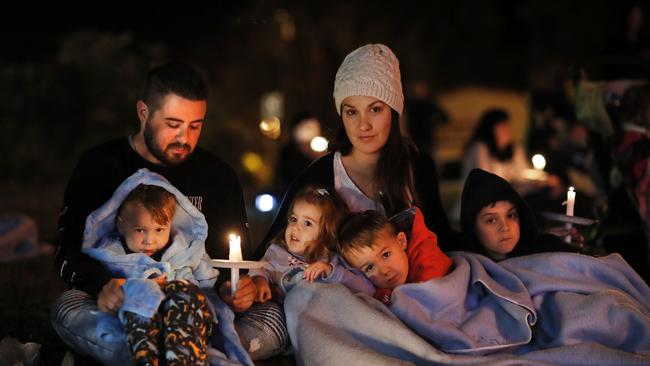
[143,123,193,166]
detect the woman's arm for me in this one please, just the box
[412,151,467,252]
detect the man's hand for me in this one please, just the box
[252,276,272,303]
[545,226,585,249]
[303,261,333,282]
[219,275,256,313]
[97,278,125,314]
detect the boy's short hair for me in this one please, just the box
[337,210,395,255]
[118,184,177,225]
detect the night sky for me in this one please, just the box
[0,3,249,62]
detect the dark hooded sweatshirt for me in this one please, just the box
[460,168,572,260]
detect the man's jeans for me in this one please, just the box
[51,289,289,364]
[50,290,131,365]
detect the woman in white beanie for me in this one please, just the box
[256,43,464,258]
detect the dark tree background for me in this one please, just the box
[0,0,641,242]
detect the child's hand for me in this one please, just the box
[374,288,393,306]
[252,276,272,303]
[303,261,333,282]
[98,278,125,315]
[153,275,167,286]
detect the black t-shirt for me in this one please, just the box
[55,137,250,297]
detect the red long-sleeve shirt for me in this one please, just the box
[375,207,452,305]
[406,207,452,282]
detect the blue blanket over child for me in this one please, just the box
[285,251,650,365]
[81,168,252,366]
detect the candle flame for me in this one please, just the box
[229,233,242,262]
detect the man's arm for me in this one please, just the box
[221,167,252,260]
[197,157,253,294]
[203,161,252,260]
[54,151,118,297]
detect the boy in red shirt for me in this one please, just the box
[337,207,452,305]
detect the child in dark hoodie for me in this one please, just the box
[460,168,572,261]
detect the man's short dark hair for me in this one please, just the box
[141,62,208,113]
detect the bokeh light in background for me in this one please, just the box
[310,136,328,152]
[259,117,281,140]
[241,151,273,184]
[532,154,547,170]
[242,151,264,173]
[255,193,276,212]
[274,9,296,42]
[293,118,320,143]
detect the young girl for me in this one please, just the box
[249,185,373,303]
[82,169,247,366]
[460,168,573,261]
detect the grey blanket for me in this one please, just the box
[285,252,650,365]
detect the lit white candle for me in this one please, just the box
[229,234,242,293]
[566,187,575,216]
[565,187,576,243]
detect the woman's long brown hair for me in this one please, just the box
[330,109,415,216]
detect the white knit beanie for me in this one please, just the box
[333,43,404,116]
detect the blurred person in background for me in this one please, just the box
[453,109,563,224]
[537,117,600,218]
[607,83,650,283]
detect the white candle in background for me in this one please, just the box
[229,234,242,293]
[565,187,576,243]
[566,187,576,216]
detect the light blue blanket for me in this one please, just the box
[82,168,252,366]
[285,251,650,365]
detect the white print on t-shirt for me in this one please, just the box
[187,196,203,211]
